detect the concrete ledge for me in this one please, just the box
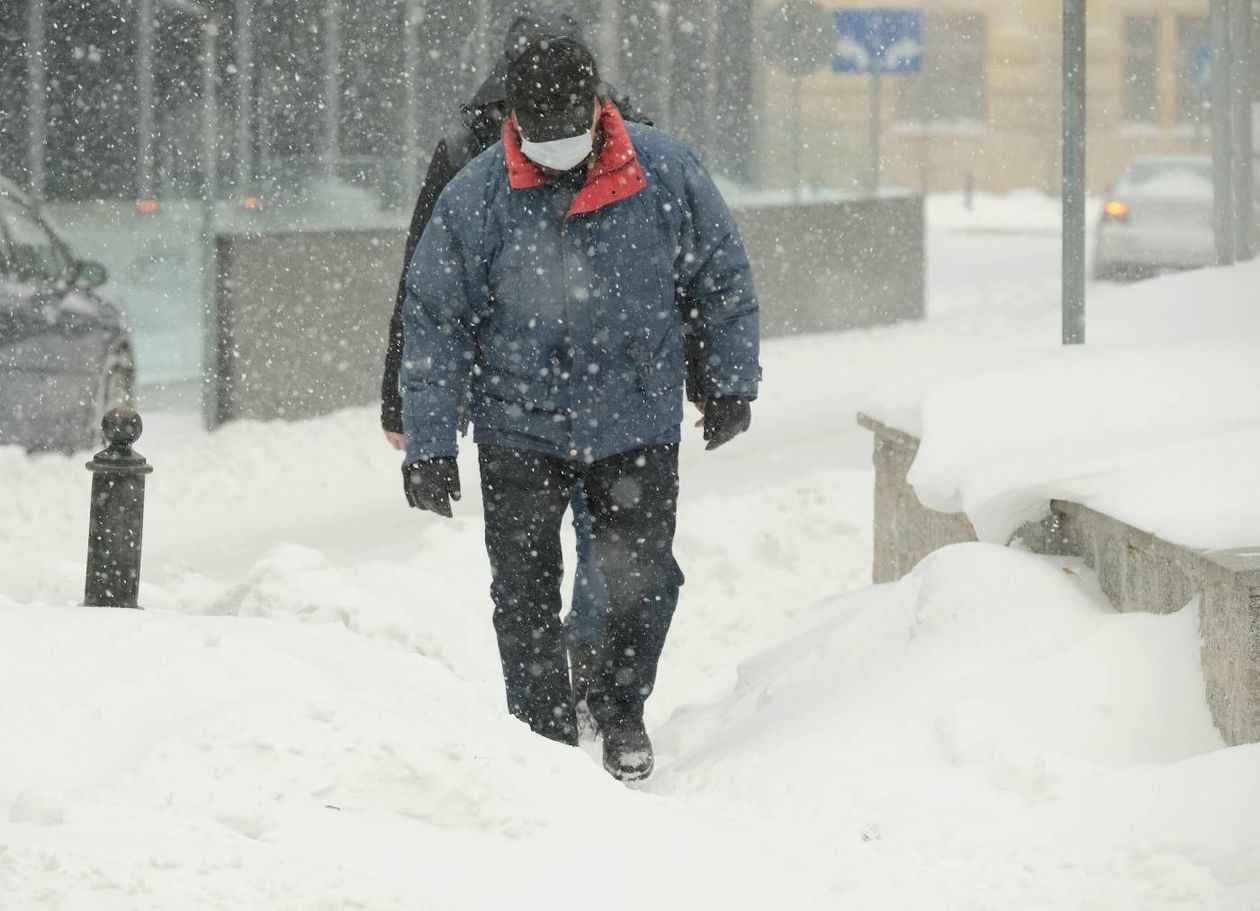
[205,196,925,427]
[857,413,978,584]
[859,412,1260,745]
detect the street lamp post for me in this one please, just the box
[1230,0,1256,260]
[1210,0,1237,265]
[1062,0,1087,345]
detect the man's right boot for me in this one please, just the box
[601,718,654,782]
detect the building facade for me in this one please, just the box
[756,0,1230,193]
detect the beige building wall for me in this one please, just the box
[753,0,1212,194]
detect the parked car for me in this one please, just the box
[1094,154,1260,280]
[0,178,134,452]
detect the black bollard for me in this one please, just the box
[84,407,154,609]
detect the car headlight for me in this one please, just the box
[1102,200,1129,222]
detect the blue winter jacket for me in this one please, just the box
[401,113,760,463]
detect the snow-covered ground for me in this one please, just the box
[3,194,1258,908]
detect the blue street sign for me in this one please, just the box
[833,9,923,75]
[1195,44,1211,97]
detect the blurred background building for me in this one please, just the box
[780,0,1238,193]
[2,0,1253,205]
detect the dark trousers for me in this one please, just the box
[479,443,682,744]
[566,484,609,654]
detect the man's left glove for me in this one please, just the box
[703,397,753,451]
[403,457,461,517]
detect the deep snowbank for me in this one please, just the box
[2,544,1255,908]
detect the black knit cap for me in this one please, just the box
[503,6,584,62]
[506,36,600,143]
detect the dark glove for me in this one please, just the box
[703,397,752,451]
[381,397,403,434]
[403,457,461,517]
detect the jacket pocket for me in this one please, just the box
[626,322,684,398]
[478,368,561,412]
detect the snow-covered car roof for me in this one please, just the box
[1126,154,1210,167]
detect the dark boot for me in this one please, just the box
[601,718,654,782]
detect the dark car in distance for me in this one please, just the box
[0,178,134,452]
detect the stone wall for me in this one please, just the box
[860,414,977,584]
[859,413,1260,746]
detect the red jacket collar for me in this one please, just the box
[503,99,648,217]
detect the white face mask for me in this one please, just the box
[519,129,594,171]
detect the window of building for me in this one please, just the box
[897,14,987,128]
[1175,16,1210,124]
[1123,17,1159,122]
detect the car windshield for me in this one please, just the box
[0,196,72,284]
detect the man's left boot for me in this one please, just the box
[601,718,654,782]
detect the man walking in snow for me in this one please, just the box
[380,8,654,727]
[399,36,760,780]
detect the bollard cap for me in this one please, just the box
[87,407,153,474]
[103,407,143,447]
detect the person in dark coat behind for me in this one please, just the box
[400,36,760,781]
[381,7,648,732]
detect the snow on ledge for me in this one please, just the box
[869,260,1260,552]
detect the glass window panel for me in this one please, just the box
[898,14,987,125]
[1175,17,1210,124]
[1123,17,1159,123]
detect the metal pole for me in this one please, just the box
[202,15,219,210]
[1062,0,1087,345]
[402,0,422,202]
[258,63,272,178]
[599,0,623,87]
[702,0,720,163]
[1211,0,1236,265]
[323,0,341,180]
[790,76,802,201]
[1230,0,1255,260]
[199,15,219,439]
[27,0,46,202]
[235,0,254,193]
[869,69,882,193]
[138,0,156,200]
[475,0,491,75]
[657,1,673,128]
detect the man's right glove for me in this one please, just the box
[403,457,461,517]
[703,396,752,451]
